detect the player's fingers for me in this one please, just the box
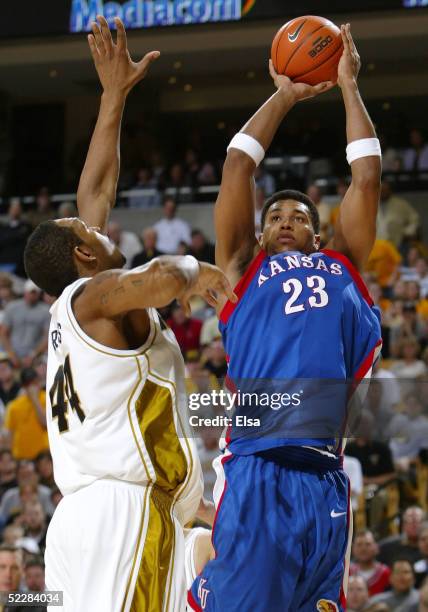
[91,22,104,56]
[203,290,218,309]
[87,34,100,61]
[340,24,350,53]
[269,58,277,80]
[313,81,334,95]
[136,51,161,77]
[114,17,127,51]
[345,23,356,52]
[219,279,238,303]
[178,296,191,317]
[97,15,114,56]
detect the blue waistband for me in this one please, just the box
[255,446,343,472]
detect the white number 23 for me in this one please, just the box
[283,275,329,315]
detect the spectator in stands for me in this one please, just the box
[347,575,370,612]
[407,281,428,320]
[377,181,419,249]
[197,161,217,186]
[369,559,419,609]
[0,355,21,407]
[153,197,191,254]
[33,356,47,391]
[27,187,56,229]
[131,228,163,268]
[0,545,23,593]
[350,530,391,596]
[203,339,227,381]
[1,525,24,546]
[254,163,276,196]
[403,129,428,172]
[128,166,161,208]
[416,259,428,298]
[371,365,401,432]
[167,304,202,355]
[200,313,221,347]
[366,239,401,289]
[0,280,49,368]
[56,201,78,219]
[107,221,141,269]
[0,198,32,277]
[380,133,403,173]
[391,336,427,381]
[378,506,426,566]
[0,274,15,320]
[346,410,396,532]
[346,411,396,487]
[4,368,48,461]
[21,501,47,551]
[0,451,17,501]
[196,429,220,501]
[306,183,332,245]
[414,523,428,588]
[164,162,190,193]
[409,577,428,612]
[188,229,215,265]
[399,247,422,283]
[24,558,45,592]
[34,451,54,489]
[388,393,428,469]
[184,149,201,186]
[0,461,54,522]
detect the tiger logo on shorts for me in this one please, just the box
[316,600,339,612]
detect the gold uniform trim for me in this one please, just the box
[130,487,175,612]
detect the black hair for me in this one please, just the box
[24,558,45,571]
[24,221,82,297]
[260,189,320,234]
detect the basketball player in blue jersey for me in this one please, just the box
[189,24,382,612]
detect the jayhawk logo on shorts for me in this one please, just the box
[316,600,339,612]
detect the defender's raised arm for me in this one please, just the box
[77,16,159,233]
[327,24,382,270]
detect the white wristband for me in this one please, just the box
[346,138,381,165]
[227,133,265,167]
[182,255,200,284]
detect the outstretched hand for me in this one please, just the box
[269,59,334,103]
[179,262,238,316]
[88,15,160,96]
[337,23,361,88]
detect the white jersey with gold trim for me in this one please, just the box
[46,277,202,525]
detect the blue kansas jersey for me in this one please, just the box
[218,248,382,457]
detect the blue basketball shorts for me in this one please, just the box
[188,452,352,612]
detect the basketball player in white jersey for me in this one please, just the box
[23,16,236,612]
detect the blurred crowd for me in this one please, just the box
[1,132,428,608]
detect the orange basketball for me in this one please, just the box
[271,15,343,86]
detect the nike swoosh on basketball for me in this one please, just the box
[330,510,347,518]
[288,21,306,43]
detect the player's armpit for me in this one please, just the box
[214,150,259,275]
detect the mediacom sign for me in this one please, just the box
[70,0,257,31]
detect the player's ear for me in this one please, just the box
[74,245,97,265]
[258,234,264,248]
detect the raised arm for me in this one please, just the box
[77,16,159,232]
[327,24,382,271]
[74,257,237,326]
[216,65,333,281]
